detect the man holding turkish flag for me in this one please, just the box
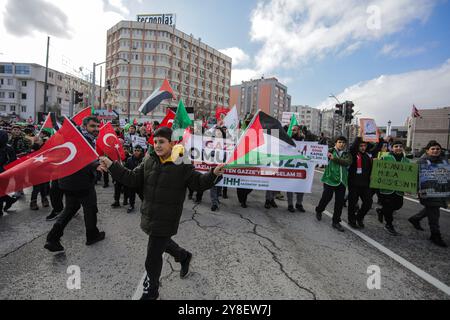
[0,117,99,197]
[96,122,125,161]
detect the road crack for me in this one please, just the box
[260,242,317,300]
[0,232,47,260]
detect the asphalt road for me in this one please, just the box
[0,173,449,300]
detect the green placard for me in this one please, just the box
[370,159,419,193]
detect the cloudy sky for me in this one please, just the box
[1,0,450,125]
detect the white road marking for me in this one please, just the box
[132,272,146,300]
[314,169,450,213]
[323,210,450,296]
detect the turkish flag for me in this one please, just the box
[215,106,230,122]
[72,107,93,126]
[148,109,176,145]
[96,122,125,161]
[0,117,99,197]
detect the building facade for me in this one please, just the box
[290,105,321,135]
[229,77,291,120]
[407,106,450,153]
[105,20,232,121]
[0,62,98,122]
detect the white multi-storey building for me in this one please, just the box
[105,19,232,121]
[0,62,99,122]
[291,105,321,135]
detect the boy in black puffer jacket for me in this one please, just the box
[100,127,225,300]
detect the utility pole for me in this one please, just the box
[91,62,96,109]
[99,65,103,109]
[43,36,50,113]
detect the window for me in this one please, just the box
[7,79,13,85]
[21,93,27,100]
[22,81,27,87]
[49,71,54,78]
[0,105,6,111]
[21,105,27,112]
[57,98,62,104]
[15,65,31,75]
[8,92,15,99]
[0,65,13,74]
[0,92,4,98]
[10,105,16,112]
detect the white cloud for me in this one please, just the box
[316,59,450,126]
[230,68,261,85]
[219,47,250,67]
[0,0,126,81]
[380,42,427,58]
[249,0,436,74]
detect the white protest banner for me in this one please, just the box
[194,160,315,193]
[295,141,328,165]
[360,118,379,142]
[119,118,126,127]
[185,135,235,164]
[223,105,239,140]
[185,135,315,192]
[132,136,148,149]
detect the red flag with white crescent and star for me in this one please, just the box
[96,122,125,161]
[0,117,99,196]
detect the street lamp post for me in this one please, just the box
[92,57,130,120]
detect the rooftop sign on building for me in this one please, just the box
[136,14,176,26]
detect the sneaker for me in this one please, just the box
[42,197,50,208]
[241,202,247,208]
[376,208,383,223]
[180,252,192,278]
[30,200,39,211]
[408,217,424,231]
[270,200,278,208]
[86,232,106,246]
[127,206,135,214]
[141,275,160,300]
[356,219,365,229]
[264,201,271,209]
[348,221,359,229]
[332,223,345,232]
[385,225,400,236]
[211,204,218,212]
[44,241,64,253]
[46,210,61,221]
[3,197,18,212]
[296,204,306,212]
[315,209,322,221]
[430,235,448,248]
[288,205,295,213]
[111,201,120,208]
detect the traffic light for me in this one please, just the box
[335,103,343,116]
[345,101,355,123]
[106,80,111,92]
[74,90,84,104]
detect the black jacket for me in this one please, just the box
[58,130,99,192]
[0,130,17,173]
[348,137,372,188]
[109,151,221,236]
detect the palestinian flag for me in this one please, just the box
[39,112,59,136]
[138,79,176,115]
[72,106,94,126]
[226,111,308,168]
[172,100,192,141]
[287,113,299,137]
